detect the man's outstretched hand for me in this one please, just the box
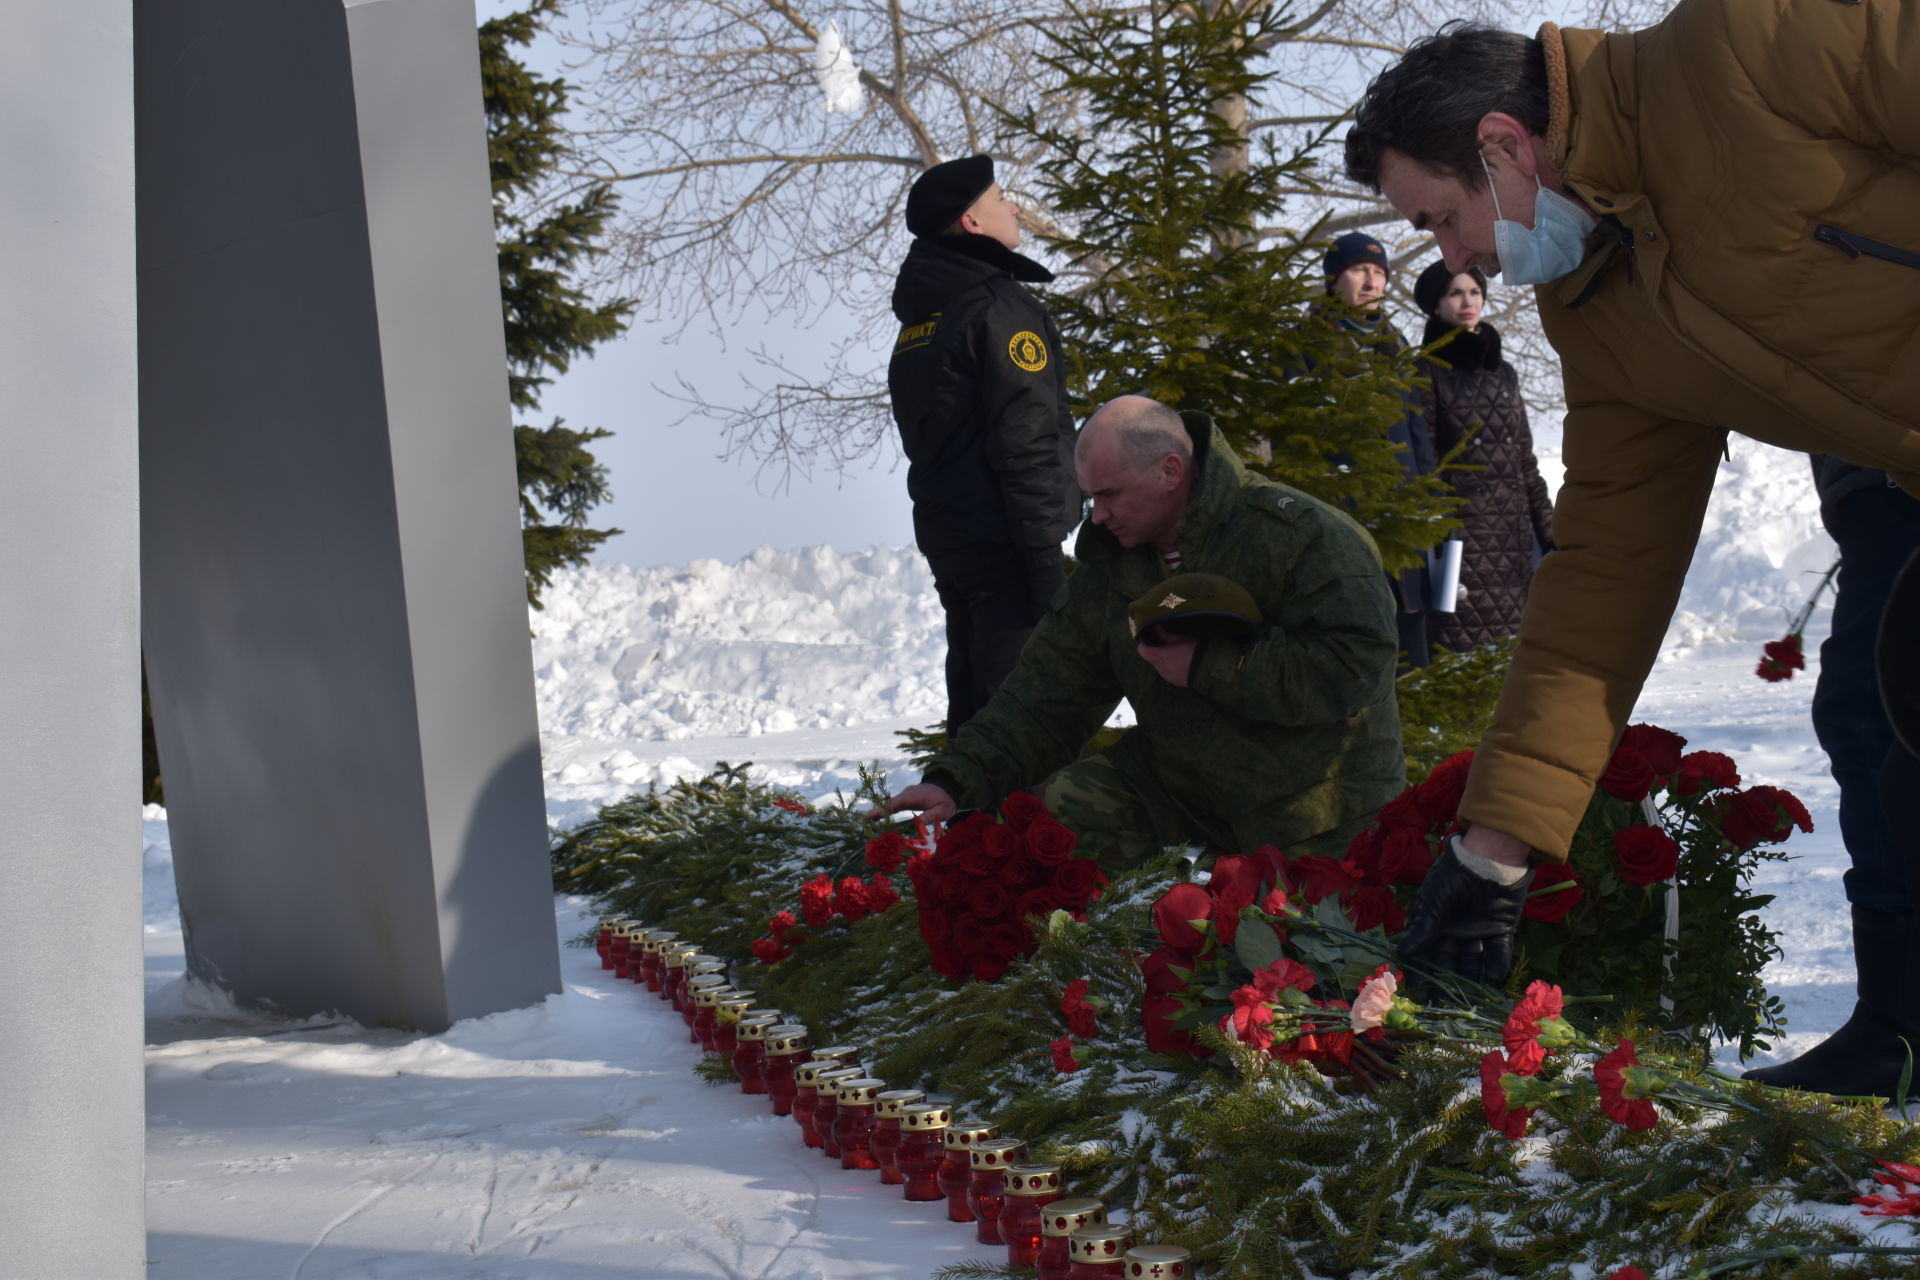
[864,782,957,825]
[1397,833,1535,987]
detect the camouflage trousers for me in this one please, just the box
[1038,744,1232,872]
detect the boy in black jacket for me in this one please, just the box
[889,156,1080,731]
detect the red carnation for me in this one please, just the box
[1594,1039,1660,1130]
[1501,980,1565,1076]
[1610,1267,1650,1280]
[1284,853,1356,905]
[1000,791,1048,831]
[1250,956,1317,997]
[768,910,801,941]
[1612,824,1681,886]
[1756,632,1806,682]
[1050,1034,1083,1073]
[1259,886,1292,917]
[1221,984,1277,1051]
[834,876,871,922]
[1617,723,1687,778]
[1061,978,1101,1039]
[865,873,901,913]
[772,797,812,815]
[1674,750,1740,798]
[1523,862,1582,924]
[1153,882,1214,950]
[1599,746,1657,803]
[1479,1050,1534,1139]
[751,936,792,965]
[1026,817,1078,866]
[799,873,835,929]
[863,831,907,874]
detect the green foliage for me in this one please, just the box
[1014,0,1458,572]
[480,2,633,606]
[556,768,1920,1277]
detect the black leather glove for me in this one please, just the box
[1397,835,1535,988]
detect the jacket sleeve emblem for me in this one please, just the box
[1007,330,1049,372]
[894,314,939,352]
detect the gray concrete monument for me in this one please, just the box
[136,0,561,1031]
[1,7,147,1274]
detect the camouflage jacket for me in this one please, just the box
[924,419,1406,858]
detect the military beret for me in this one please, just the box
[1128,573,1263,646]
[906,155,996,238]
[1413,259,1489,317]
[1323,231,1389,280]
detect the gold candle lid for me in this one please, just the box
[691,980,733,1006]
[1123,1244,1192,1277]
[1041,1198,1105,1237]
[736,1015,783,1041]
[642,930,679,953]
[811,1044,860,1065]
[740,1006,782,1024]
[835,1078,886,1106]
[792,1060,836,1088]
[1004,1162,1063,1197]
[763,1026,812,1056]
[662,946,699,969]
[688,956,726,974]
[813,1066,864,1095]
[900,1102,953,1131]
[874,1088,925,1117]
[716,994,757,1019]
[1071,1225,1135,1261]
[969,1137,1026,1171]
[944,1120,997,1150]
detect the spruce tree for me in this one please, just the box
[481,1,634,606]
[1019,0,1457,572]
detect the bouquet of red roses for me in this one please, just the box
[903,792,1109,983]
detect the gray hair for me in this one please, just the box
[1082,396,1191,471]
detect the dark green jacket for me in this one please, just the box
[926,420,1406,858]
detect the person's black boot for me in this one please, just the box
[1743,906,1920,1099]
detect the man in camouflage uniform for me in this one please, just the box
[879,396,1406,869]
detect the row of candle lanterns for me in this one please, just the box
[597,916,1194,1279]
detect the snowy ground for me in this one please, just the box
[142,439,1882,1275]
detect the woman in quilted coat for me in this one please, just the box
[1412,260,1555,654]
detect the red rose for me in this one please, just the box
[942,812,992,855]
[1208,854,1266,902]
[1143,993,1210,1058]
[1612,824,1681,886]
[966,879,1012,921]
[1211,877,1256,946]
[952,912,993,955]
[1285,853,1356,905]
[905,850,937,892]
[1599,747,1656,802]
[1052,859,1102,905]
[864,831,907,874]
[933,868,970,906]
[983,823,1023,861]
[1375,788,1431,836]
[918,907,951,947]
[928,943,967,981]
[970,951,1011,982]
[1713,785,1815,850]
[1418,751,1474,824]
[865,873,901,913]
[1674,750,1741,798]
[1342,884,1407,935]
[1756,632,1805,682]
[1616,723,1687,778]
[999,790,1048,831]
[958,844,996,878]
[1152,882,1214,950]
[751,936,792,965]
[1377,827,1435,886]
[1140,945,1197,995]
[1026,817,1078,866]
[1014,888,1055,922]
[984,921,1031,962]
[1342,827,1387,886]
[1523,862,1582,923]
[1050,1034,1083,1073]
[1479,1050,1534,1139]
[1251,844,1290,890]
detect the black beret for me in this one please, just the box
[1413,259,1489,317]
[906,155,996,239]
[1322,231,1390,280]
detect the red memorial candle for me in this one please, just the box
[998,1163,1064,1268]
[938,1121,997,1222]
[712,993,756,1056]
[1122,1244,1192,1279]
[870,1089,924,1185]
[895,1103,953,1202]
[639,930,678,991]
[1067,1225,1134,1279]
[810,1068,864,1157]
[831,1078,885,1171]
[730,1015,782,1095]
[1037,1198,1105,1280]
[760,1026,813,1117]
[965,1138,1027,1245]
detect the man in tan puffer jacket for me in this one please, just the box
[1343,0,1920,1098]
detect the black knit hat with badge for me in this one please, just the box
[906,155,997,239]
[1322,231,1390,283]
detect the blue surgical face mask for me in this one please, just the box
[1480,151,1596,286]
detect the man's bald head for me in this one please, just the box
[1075,396,1195,552]
[1077,395,1192,473]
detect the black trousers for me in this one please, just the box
[930,552,1064,733]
